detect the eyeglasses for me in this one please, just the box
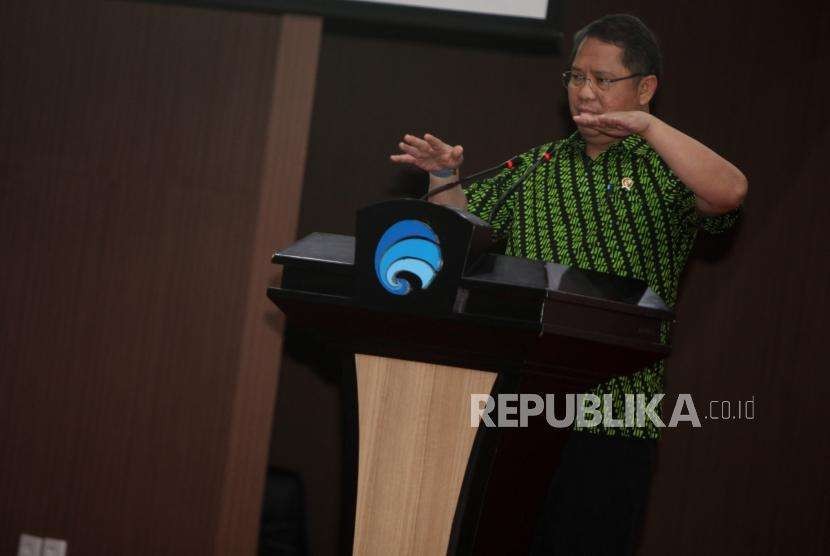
[561,70,642,92]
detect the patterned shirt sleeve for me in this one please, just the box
[662,159,743,235]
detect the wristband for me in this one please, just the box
[429,167,457,178]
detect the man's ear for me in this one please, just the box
[638,75,658,106]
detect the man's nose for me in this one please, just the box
[577,80,597,100]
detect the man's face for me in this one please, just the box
[567,37,645,140]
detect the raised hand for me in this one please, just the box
[390,133,464,173]
[572,111,655,138]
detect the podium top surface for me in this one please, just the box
[274,232,672,319]
[276,231,355,267]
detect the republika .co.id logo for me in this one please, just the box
[374,220,443,296]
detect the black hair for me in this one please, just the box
[570,14,662,80]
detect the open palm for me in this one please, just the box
[390,133,464,173]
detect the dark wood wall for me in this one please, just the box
[268,1,830,554]
[0,1,320,554]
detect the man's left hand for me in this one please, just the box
[572,111,654,137]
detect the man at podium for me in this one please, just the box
[390,13,747,556]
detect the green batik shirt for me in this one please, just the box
[463,131,741,440]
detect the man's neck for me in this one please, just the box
[584,137,621,160]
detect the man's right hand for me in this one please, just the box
[390,133,464,174]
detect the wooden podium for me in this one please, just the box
[268,200,673,555]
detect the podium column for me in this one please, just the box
[352,354,496,554]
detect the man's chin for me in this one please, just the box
[577,125,603,138]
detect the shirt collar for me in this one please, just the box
[563,130,650,156]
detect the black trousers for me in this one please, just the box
[528,430,657,556]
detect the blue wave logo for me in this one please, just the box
[374,220,443,296]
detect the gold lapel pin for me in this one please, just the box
[621,177,634,190]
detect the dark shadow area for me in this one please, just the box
[259,468,309,556]
[324,17,562,56]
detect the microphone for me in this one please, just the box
[487,145,554,223]
[420,155,522,201]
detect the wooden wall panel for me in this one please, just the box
[215,14,322,556]
[0,1,319,554]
